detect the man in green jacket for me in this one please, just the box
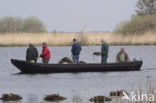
[116,48,130,63]
[101,39,109,64]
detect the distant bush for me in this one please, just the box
[114,14,156,35]
[0,16,47,33]
[23,16,46,33]
[0,17,24,33]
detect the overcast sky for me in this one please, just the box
[0,0,138,32]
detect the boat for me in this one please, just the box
[11,59,143,73]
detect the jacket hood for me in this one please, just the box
[29,44,34,48]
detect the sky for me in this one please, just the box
[0,0,138,32]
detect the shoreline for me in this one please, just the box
[0,44,156,47]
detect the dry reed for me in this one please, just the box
[0,32,156,46]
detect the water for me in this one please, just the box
[0,46,156,103]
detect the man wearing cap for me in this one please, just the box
[101,39,109,64]
[40,42,51,64]
[71,38,82,64]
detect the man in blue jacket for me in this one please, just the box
[71,38,82,63]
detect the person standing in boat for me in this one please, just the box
[26,43,38,63]
[71,38,82,64]
[116,48,130,63]
[101,39,109,64]
[40,42,51,64]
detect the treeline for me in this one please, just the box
[0,16,46,33]
[115,0,156,35]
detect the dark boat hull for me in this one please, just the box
[11,59,143,73]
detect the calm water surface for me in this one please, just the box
[0,46,156,103]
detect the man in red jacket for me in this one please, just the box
[40,42,51,64]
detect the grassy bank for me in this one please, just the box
[0,32,156,46]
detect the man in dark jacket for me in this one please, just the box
[26,44,38,63]
[40,42,51,64]
[101,39,109,64]
[71,38,82,63]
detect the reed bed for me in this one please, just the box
[0,32,156,46]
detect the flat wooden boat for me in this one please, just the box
[11,59,143,73]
